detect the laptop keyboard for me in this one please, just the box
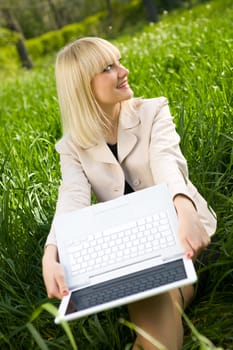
[67,211,177,277]
[68,259,186,312]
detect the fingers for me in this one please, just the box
[49,264,69,299]
[56,265,69,298]
[177,215,211,260]
[173,194,211,260]
[179,237,195,259]
[42,258,69,299]
[180,228,211,260]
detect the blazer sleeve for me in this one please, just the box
[149,97,217,236]
[149,98,191,200]
[45,137,91,246]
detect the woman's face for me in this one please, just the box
[91,57,133,110]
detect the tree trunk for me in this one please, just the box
[142,0,158,22]
[47,0,63,29]
[1,8,33,69]
[106,0,113,27]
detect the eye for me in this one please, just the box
[103,64,113,72]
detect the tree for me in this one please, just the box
[142,0,158,22]
[1,7,33,69]
[47,0,63,29]
[106,0,113,27]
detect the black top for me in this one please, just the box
[107,143,134,195]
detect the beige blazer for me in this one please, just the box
[46,97,217,246]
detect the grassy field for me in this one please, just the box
[0,0,232,349]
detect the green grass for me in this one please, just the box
[0,0,233,349]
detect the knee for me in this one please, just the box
[128,293,172,318]
[128,293,184,350]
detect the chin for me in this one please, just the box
[121,95,133,103]
[125,88,134,99]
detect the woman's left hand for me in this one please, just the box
[173,194,211,260]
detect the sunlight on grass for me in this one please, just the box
[119,303,225,350]
[29,303,78,350]
[176,303,224,350]
[119,318,168,350]
[0,0,232,348]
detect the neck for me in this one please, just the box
[105,102,121,124]
[104,103,121,144]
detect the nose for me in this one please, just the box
[118,64,129,78]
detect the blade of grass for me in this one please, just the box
[29,302,78,350]
[119,318,168,350]
[26,323,49,350]
[176,303,224,350]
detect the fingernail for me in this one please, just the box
[186,251,192,259]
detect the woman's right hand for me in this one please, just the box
[42,244,69,299]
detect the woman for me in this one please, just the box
[42,37,217,350]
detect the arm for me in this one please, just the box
[149,98,191,199]
[42,244,69,299]
[149,99,211,257]
[173,194,210,259]
[43,138,91,298]
[46,138,91,247]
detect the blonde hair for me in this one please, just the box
[55,37,122,148]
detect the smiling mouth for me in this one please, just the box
[118,80,129,88]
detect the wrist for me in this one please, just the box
[43,244,59,262]
[173,194,196,213]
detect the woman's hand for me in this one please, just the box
[42,245,69,299]
[173,194,210,260]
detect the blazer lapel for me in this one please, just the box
[118,103,140,163]
[84,141,117,164]
[82,101,140,164]
[118,129,137,164]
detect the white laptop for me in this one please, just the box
[54,183,197,323]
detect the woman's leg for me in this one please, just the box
[128,285,194,350]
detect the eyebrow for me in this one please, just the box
[100,54,121,72]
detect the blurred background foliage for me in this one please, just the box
[0,0,232,349]
[0,0,210,70]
